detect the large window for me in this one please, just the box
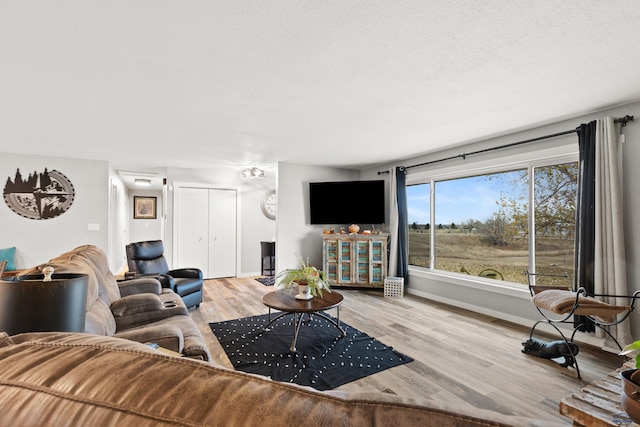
[533,164,578,278]
[407,161,578,286]
[407,183,430,268]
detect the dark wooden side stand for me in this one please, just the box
[260,241,276,276]
[559,362,638,426]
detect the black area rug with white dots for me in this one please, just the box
[209,313,413,391]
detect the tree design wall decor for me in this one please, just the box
[3,168,75,220]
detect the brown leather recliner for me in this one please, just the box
[22,245,211,362]
[126,240,203,309]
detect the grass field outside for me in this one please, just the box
[408,229,574,286]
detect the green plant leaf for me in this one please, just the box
[619,341,640,356]
[274,255,331,297]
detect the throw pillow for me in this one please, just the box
[0,247,16,271]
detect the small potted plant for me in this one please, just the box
[275,257,331,300]
[619,341,640,423]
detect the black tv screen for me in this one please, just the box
[309,180,385,225]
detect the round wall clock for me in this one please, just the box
[261,190,277,220]
[3,168,75,220]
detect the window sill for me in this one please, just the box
[408,266,531,300]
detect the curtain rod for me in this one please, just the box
[377,114,634,175]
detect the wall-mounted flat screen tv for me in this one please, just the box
[309,180,385,225]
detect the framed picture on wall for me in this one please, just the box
[133,196,157,219]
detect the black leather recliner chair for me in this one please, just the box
[125,240,203,309]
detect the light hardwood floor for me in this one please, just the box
[189,277,623,425]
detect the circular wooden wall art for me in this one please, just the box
[3,168,75,220]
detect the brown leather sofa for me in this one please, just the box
[21,245,211,362]
[0,331,561,427]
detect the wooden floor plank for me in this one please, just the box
[189,277,624,425]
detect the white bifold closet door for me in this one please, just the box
[207,188,237,278]
[175,187,237,279]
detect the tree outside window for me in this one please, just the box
[407,162,577,286]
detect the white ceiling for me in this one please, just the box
[2,1,640,176]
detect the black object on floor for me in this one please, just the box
[209,313,413,391]
[255,277,275,286]
[260,241,276,276]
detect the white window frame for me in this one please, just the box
[406,140,578,291]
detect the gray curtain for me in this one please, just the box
[594,117,630,347]
[574,117,630,346]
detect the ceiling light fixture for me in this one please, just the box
[241,167,264,178]
[134,178,152,186]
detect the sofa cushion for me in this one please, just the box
[118,277,162,296]
[0,332,554,427]
[0,247,16,271]
[172,277,203,296]
[0,332,13,347]
[139,314,211,361]
[114,324,184,354]
[85,298,117,336]
[128,240,166,260]
[66,245,122,305]
[111,293,189,331]
[127,240,170,274]
[111,293,164,316]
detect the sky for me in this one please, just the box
[406,171,526,226]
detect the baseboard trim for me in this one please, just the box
[406,287,533,329]
[405,287,608,350]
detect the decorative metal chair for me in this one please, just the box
[523,270,639,379]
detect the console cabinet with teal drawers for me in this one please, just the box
[322,234,388,288]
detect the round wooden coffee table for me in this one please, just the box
[262,290,345,353]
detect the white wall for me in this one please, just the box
[361,100,640,340]
[108,168,129,273]
[276,162,359,272]
[0,153,110,269]
[127,190,163,244]
[240,182,276,274]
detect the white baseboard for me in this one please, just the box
[238,271,261,278]
[405,287,533,330]
[405,287,608,350]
